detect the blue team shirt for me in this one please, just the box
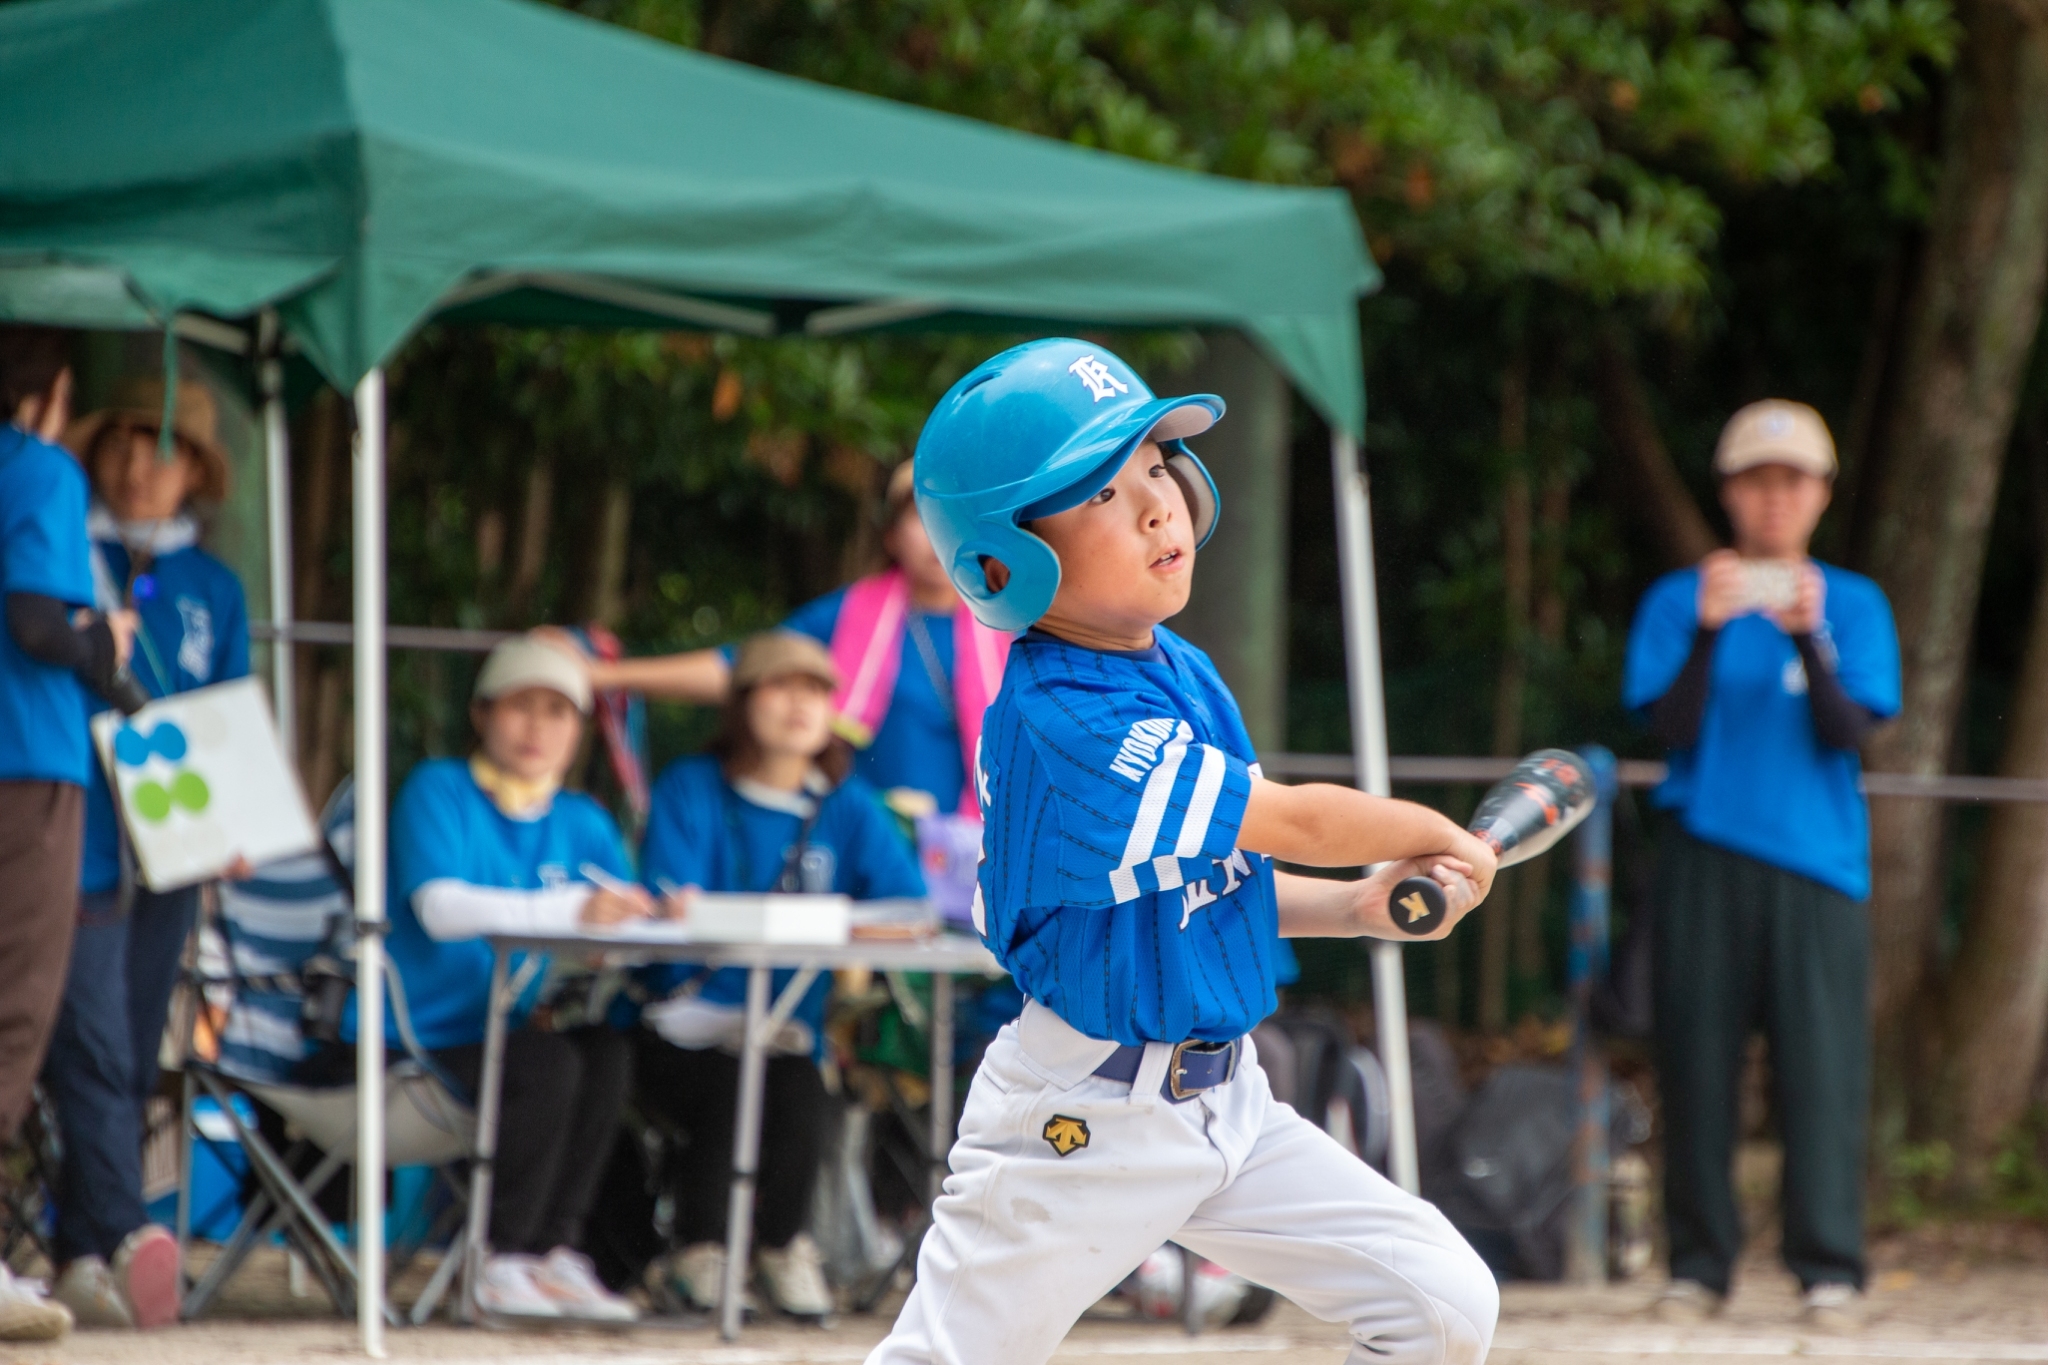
[0,426,94,784]
[348,758,633,1050]
[1273,938,1300,989]
[975,627,1270,1046]
[1623,563,1900,899]
[637,755,925,1044]
[780,587,965,812]
[80,540,248,892]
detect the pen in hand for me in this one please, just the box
[576,862,655,928]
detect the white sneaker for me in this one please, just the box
[1650,1279,1724,1324]
[0,1264,74,1341]
[530,1247,637,1324]
[754,1233,832,1319]
[654,1242,730,1313]
[474,1253,562,1322]
[52,1257,131,1330]
[1803,1281,1863,1331]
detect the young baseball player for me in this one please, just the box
[868,340,1501,1365]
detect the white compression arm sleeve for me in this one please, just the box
[413,878,592,941]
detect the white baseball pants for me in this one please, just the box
[867,1000,1498,1365]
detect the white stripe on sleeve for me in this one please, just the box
[1107,722,1192,903]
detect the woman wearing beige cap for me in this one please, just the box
[39,375,249,1330]
[1623,400,1900,1328]
[312,633,658,1324]
[624,631,925,1319]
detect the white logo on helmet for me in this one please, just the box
[1068,355,1130,403]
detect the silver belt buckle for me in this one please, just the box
[1166,1038,1237,1102]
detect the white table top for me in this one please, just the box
[483,926,1004,976]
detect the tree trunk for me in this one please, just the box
[306,661,346,813]
[1516,371,1574,990]
[1834,245,1909,562]
[1592,326,1719,569]
[508,456,555,622]
[1936,548,2048,1168]
[293,390,347,780]
[1483,349,1531,1033]
[1856,0,2048,1042]
[584,475,633,628]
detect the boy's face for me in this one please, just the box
[1031,441,1195,641]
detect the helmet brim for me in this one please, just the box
[1014,394,1222,523]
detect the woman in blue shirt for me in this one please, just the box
[634,631,924,1320]
[40,377,247,1331]
[1623,402,1899,1328]
[0,327,131,1345]
[320,635,657,1324]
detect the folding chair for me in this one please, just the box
[177,781,480,1325]
[181,963,476,1324]
[0,1090,62,1277]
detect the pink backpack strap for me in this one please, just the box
[829,570,909,747]
[950,606,1010,817]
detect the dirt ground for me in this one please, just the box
[11,1231,2047,1365]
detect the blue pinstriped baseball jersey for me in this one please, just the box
[972,627,1276,1045]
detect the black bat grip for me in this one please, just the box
[1389,873,1447,936]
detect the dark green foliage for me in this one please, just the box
[368,0,1973,1024]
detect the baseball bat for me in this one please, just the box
[1387,748,1596,937]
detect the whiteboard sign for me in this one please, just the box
[91,677,319,891]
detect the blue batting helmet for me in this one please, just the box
[912,339,1224,632]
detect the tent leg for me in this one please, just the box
[353,369,389,1357]
[259,310,296,760]
[1330,430,1421,1196]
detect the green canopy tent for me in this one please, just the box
[0,0,1409,1344]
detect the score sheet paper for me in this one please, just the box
[91,677,319,891]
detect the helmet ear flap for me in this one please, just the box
[949,527,1064,634]
[1165,447,1219,548]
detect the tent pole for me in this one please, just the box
[353,369,389,1357]
[259,310,297,762]
[1329,429,1420,1195]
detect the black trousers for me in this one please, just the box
[43,885,197,1262]
[1653,826,1868,1295]
[634,1034,827,1250]
[433,1026,633,1255]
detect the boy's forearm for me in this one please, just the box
[1272,866,1462,942]
[1238,778,1468,869]
[1274,870,1365,937]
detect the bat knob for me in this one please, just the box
[1389,874,1447,936]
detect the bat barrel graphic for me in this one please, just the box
[1388,748,1596,937]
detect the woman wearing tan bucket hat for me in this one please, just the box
[39,375,249,1330]
[620,631,925,1320]
[1623,400,1900,1329]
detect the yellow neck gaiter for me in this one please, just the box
[469,753,559,820]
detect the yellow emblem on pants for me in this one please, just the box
[1042,1114,1090,1157]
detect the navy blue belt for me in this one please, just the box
[1094,1037,1242,1103]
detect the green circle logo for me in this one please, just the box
[170,771,210,813]
[133,781,173,823]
